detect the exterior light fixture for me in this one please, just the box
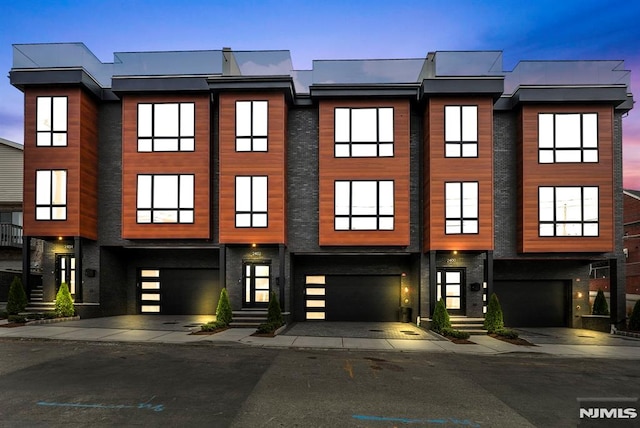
[453,250,458,255]
[577,292,583,298]
[251,243,257,248]
[58,236,63,241]
[404,286,409,293]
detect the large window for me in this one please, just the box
[445,106,477,157]
[137,174,194,223]
[538,113,598,163]
[36,170,67,220]
[36,96,67,146]
[334,107,394,157]
[539,186,599,236]
[236,101,268,152]
[235,176,268,227]
[334,180,394,230]
[137,103,195,152]
[445,182,478,234]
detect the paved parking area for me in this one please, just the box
[282,321,440,340]
[46,315,216,332]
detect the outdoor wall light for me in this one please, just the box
[577,292,583,298]
[404,286,409,293]
[453,250,458,255]
[251,243,257,248]
[58,236,63,241]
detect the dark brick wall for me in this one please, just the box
[98,102,124,246]
[435,251,486,318]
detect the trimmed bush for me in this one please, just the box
[0,311,7,319]
[592,288,610,316]
[431,298,451,333]
[484,293,504,333]
[6,276,27,315]
[201,320,228,332]
[266,291,283,326]
[441,327,470,340]
[628,300,640,331]
[495,328,519,339]
[215,288,232,326]
[8,315,27,324]
[55,282,75,317]
[256,321,282,334]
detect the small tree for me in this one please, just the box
[55,282,75,317]
[6,276,27,315]
[215,288,232,326]
[628,300,640,331]
[266,291,283,327]
[431,298,451,333]
[592,288,610,316]
[484,293,504,333]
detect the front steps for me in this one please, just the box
[230,309,268,328]
[450,316,487,335]
[24,283,55,313]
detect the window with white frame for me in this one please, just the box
[137,174,194,223]
[236,101,268,151]
[334,107,394,157]
[137,103,195,152]
[445,106,477,157]
[36,96,67,146]
[334,180,394,230]
[36,170,67,220]
[445,182,478,234]
[539,186,599,236]
[235,176,268,227]
[538,113,598,163]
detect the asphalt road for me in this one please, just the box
[0,338,638,427]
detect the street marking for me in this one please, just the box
[36,397,164,412]
[352,414,481,427]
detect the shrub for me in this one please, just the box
[256,321,282,334]
[0,310,7,319]
[441,327,470,340]
[484,293,505,333]
[431,298,451,333]
[495,328,519,339]
[8,315,27,324]
[55,282,75,317]
[6,276,27,315]
[592,288,610,316]
[628,300,640,331]
[201,320,228,332]
[215,288,232,326]
[266,291,283,327]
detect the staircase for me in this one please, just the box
[450,316,487,335]
[230,309,268,328]
[24,283,55,313]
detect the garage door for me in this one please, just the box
[493,280,568,327]
[139,269,221,315]
[305,275,400,321]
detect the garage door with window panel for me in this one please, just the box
[494,280,569,327]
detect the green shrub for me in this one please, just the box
[592,288,610,316]
[495,328,519,339]
[6,276,27,315]
[0,310,8,319]
[8,315,27,324]
[44,311,59,319]
[628,300,640,331]
[201,320,228,332]
[441,327,470,340]
[484,293,504,333]
[266,291,283,327]
[55,282,75,317]
[215,288,232,326]
[256,321,282,334]
[431,298,451,333]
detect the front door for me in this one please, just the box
[243,262,271,308]
[436,268,466,316]
[56,254,76,297]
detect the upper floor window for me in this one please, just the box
[539,186,599,236]
[36,170,67,220]
[137,174,194,223]
[236,101,268,152]
[445,182,478,234]
[538,113,598,163]
[334,180,394,230]
[334,108,394,157]
[445,106,477,157]
[235,176,268,227]
[138,103,195,152]
[36,96,67,146]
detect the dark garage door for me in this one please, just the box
[160,269,221,315]
[494,280,568,327]
[325,275,400,321]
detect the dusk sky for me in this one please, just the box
[2,0,640,187]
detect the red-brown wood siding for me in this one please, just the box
[23,87,98,239]
[318,99,410,246]
[218,92,287,244]
[519,104,614,252]
[424,97,494,251]
[121,94,210,239]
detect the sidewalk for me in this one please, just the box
[2,317,640,359]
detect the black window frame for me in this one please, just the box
[136,174,195,224]
[334,180,395,231]
[137,102,195,152]
[444,181,479,235]
[444,105,478,158]
[235,100,269,152]
[234,175,269,228]
[35,169,68,221]
[334,107,394,158]
[538,113,599,163]
[36,96,68,147]
[538,186,600,237]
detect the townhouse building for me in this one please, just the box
[9,43,633,327]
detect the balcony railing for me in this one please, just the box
[0,223,23,247]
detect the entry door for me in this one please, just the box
[56,254,76,297]
[436,268,465,315]
[244,263,270,307]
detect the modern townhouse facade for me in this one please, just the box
[9,43,633,327]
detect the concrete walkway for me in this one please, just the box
[1,316,640,359]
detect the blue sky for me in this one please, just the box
[2,0,640,185]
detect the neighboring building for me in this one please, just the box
[9,43,633,327]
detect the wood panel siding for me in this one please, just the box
[121,94,210,239]
[218,92,287,244]
[424,97,494,251]
[319,99,410,246]
[23,87,98,239]
[520,104,614,252]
